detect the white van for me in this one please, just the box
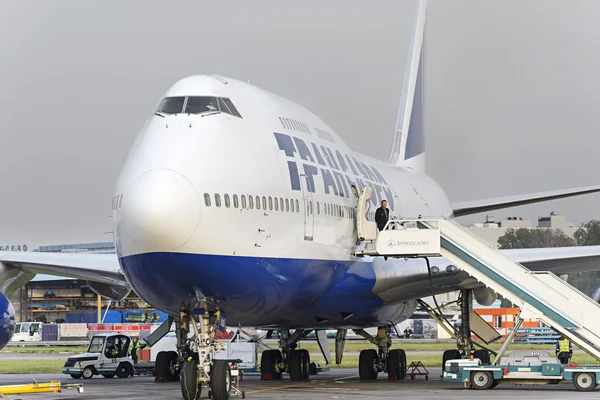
[11,322,43,342]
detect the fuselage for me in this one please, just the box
[114,75,460,328]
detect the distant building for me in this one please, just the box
[467,212,578,248]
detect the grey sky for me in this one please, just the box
[1,0,599,248]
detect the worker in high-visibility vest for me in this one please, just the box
[555,335,573,365]
[129,337,141,364]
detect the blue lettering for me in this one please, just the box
[360,161,377,181]
[274,132,297,157]
[353,158,370,179]
[287,161,301,191]
[383,187,395,210]
[335,150,348,172]
[321,168,339,196]
[310,143,327,166]
[345,154,359,175]
[293,137,315,162]
[321,146,336,169]
[333,171,347,197]
[325,147,340,170]
[303,164,318,192]
[370,166,388,185]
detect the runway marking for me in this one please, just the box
[333,375,359,381]
[246,383,309,394]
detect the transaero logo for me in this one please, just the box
[387,239,430,247]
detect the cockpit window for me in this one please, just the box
[186,97,219,114]
[222,98,242,118]
[157,97,185,114]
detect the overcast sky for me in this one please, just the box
[1,0,600,248]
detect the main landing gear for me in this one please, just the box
[260,329,313,381]
[354,326,406,381]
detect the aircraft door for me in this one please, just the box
[300,174,314,241]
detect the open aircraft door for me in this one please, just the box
[299,173,314,241]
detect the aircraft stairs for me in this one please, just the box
[353,188,600,361]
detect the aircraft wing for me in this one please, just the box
[502,246,600,275]
[0,251,127,287]
[452,185,600,217]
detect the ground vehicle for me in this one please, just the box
[444,350,600,391]
[62,333,152,379]
[10,322,42,342]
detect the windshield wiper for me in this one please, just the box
[154,112,166,118]
[200,111,221,117]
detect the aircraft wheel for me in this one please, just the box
[181,359,201,400]
[470,371,493,390]
[260,349,282,380]
[299,349,310,380]
[210,360,231,400]
[473,349,491,364]
[387,349,406,380]
[289,350,303,381]
[359,349,378,380]
[574,372,597,391]
[442,349,461,370]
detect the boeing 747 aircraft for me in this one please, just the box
[2,1,600,399]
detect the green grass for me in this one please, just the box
[294,341,556,353]
[1,346,87,354]
[0,360,64,374]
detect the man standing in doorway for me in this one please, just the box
[375,200,390,231]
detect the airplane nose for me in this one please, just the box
[120,169,200,252]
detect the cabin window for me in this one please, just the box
[290,199,294,212]
[233,194,239,208]
[255,196,260,210]
[215,194,221,207]
[240,195,246,208]
[224,194,230,208]
[309,201,313,215]
[317,202,320,215]
[269,196,273,210]
[295,199,299,212]
[286,199,290,212]
[279,198,284,211]
[248,195,254,209]
[204,193,211,207]
[262,196,267,210]
[274,198,279,211]
[157,97,185,114]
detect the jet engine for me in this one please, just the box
[0,292,16,350]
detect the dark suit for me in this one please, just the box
[375,207,390,231]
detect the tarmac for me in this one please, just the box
[2,368,600,400]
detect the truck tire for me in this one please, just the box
[116,362,133,378]
[102,373,115,379]
[181,359,201,400]
[210,360,231,400]
[82,366,94,379]
[574,372,597,391]
[260,349,282,380]
[70,374,82,379]
[387,349,406,380]
[359,349,378,380]
[470,371,493,390]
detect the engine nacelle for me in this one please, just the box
[0,292,16,350]
[473,287,497,307]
